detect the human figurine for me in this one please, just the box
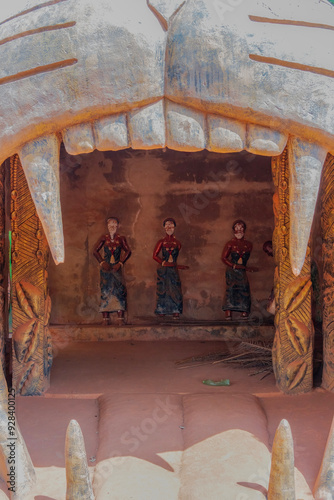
[93,217,131,324]
[263,240,275,315]
[221,220,258,320]
[153,218,188,318]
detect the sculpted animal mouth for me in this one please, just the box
[0,0,333,275]
[1,1,333,494]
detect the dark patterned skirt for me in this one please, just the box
[99,268,127,312]
[155,267,183,315]
[222,267,251,313]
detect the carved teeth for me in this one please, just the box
[0,364,36,500]
[207,116,245,153]
[267,419,295,500]
[128,100,165,149]
[166,101,206,151]
[15,108,329,273]
[313,417,334,500]
[289,137,328,276]
[65,419,95,500]
[62,124,95,155]
[246,124,288,156]
[93,114,129,151]
[18,134,64,265]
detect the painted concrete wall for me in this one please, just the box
[48,147,275,324]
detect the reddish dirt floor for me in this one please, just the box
[3,340,334,499]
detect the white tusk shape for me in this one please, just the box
[313,416,334,500]
[18,134,64,265]
[289,137,328,276]
[268,419,295,500]
[0,364,36,500]
[65,419,95,500]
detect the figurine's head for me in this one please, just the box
[107,217,119,236]
[263,240,273,257]
[232,220,246,240]
[163,218,176,236]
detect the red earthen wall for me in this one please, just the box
[49,148,275,324]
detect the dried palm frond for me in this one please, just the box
[176,340,274,378]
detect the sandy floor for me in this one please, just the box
[3,340,334,499]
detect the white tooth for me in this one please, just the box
[313,417,334,500]
[207,115,245,152]
[18,134,64,265]
[94,114,129,151]
[128,100,165,149]
[65,420,94,500]
[62,123,95,155]
[0,364,36,499]
[148,0,185,29]
[268,419,295,500]
[166,101,205,151]
[289,137,328,276]
[246,124,288,156]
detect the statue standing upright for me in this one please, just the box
[153,218,188,318]
[93,217,131,324]
[221,220,258,320]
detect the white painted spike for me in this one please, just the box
[268,419,295,500]
[289,137,328,276]
[65,420,95,500]
[18,134,64,265]
[0,364,36,500]
[313,417,334,500]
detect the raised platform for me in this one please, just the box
[50,318,275,342]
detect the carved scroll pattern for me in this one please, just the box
[0,161,5,367]
[272,148,313,393]
[321,153,334,391]
[10,154,52,395]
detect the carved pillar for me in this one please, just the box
[0,161,6,368]
[272,148,314,393]
[321,153,334,391]
[10,155,52,395]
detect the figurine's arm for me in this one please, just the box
[120,236,131,265]
[93,235,111,272]
[153,240,163,265]
[93,235,106,264]
[221,242,233,267]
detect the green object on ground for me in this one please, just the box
[202,379,230,386]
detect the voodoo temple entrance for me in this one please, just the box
[7,143,327,397]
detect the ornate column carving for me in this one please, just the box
[321,153,334,392]
[0,161,6,368]
[10,155,52,395]
[272,148,314,393]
